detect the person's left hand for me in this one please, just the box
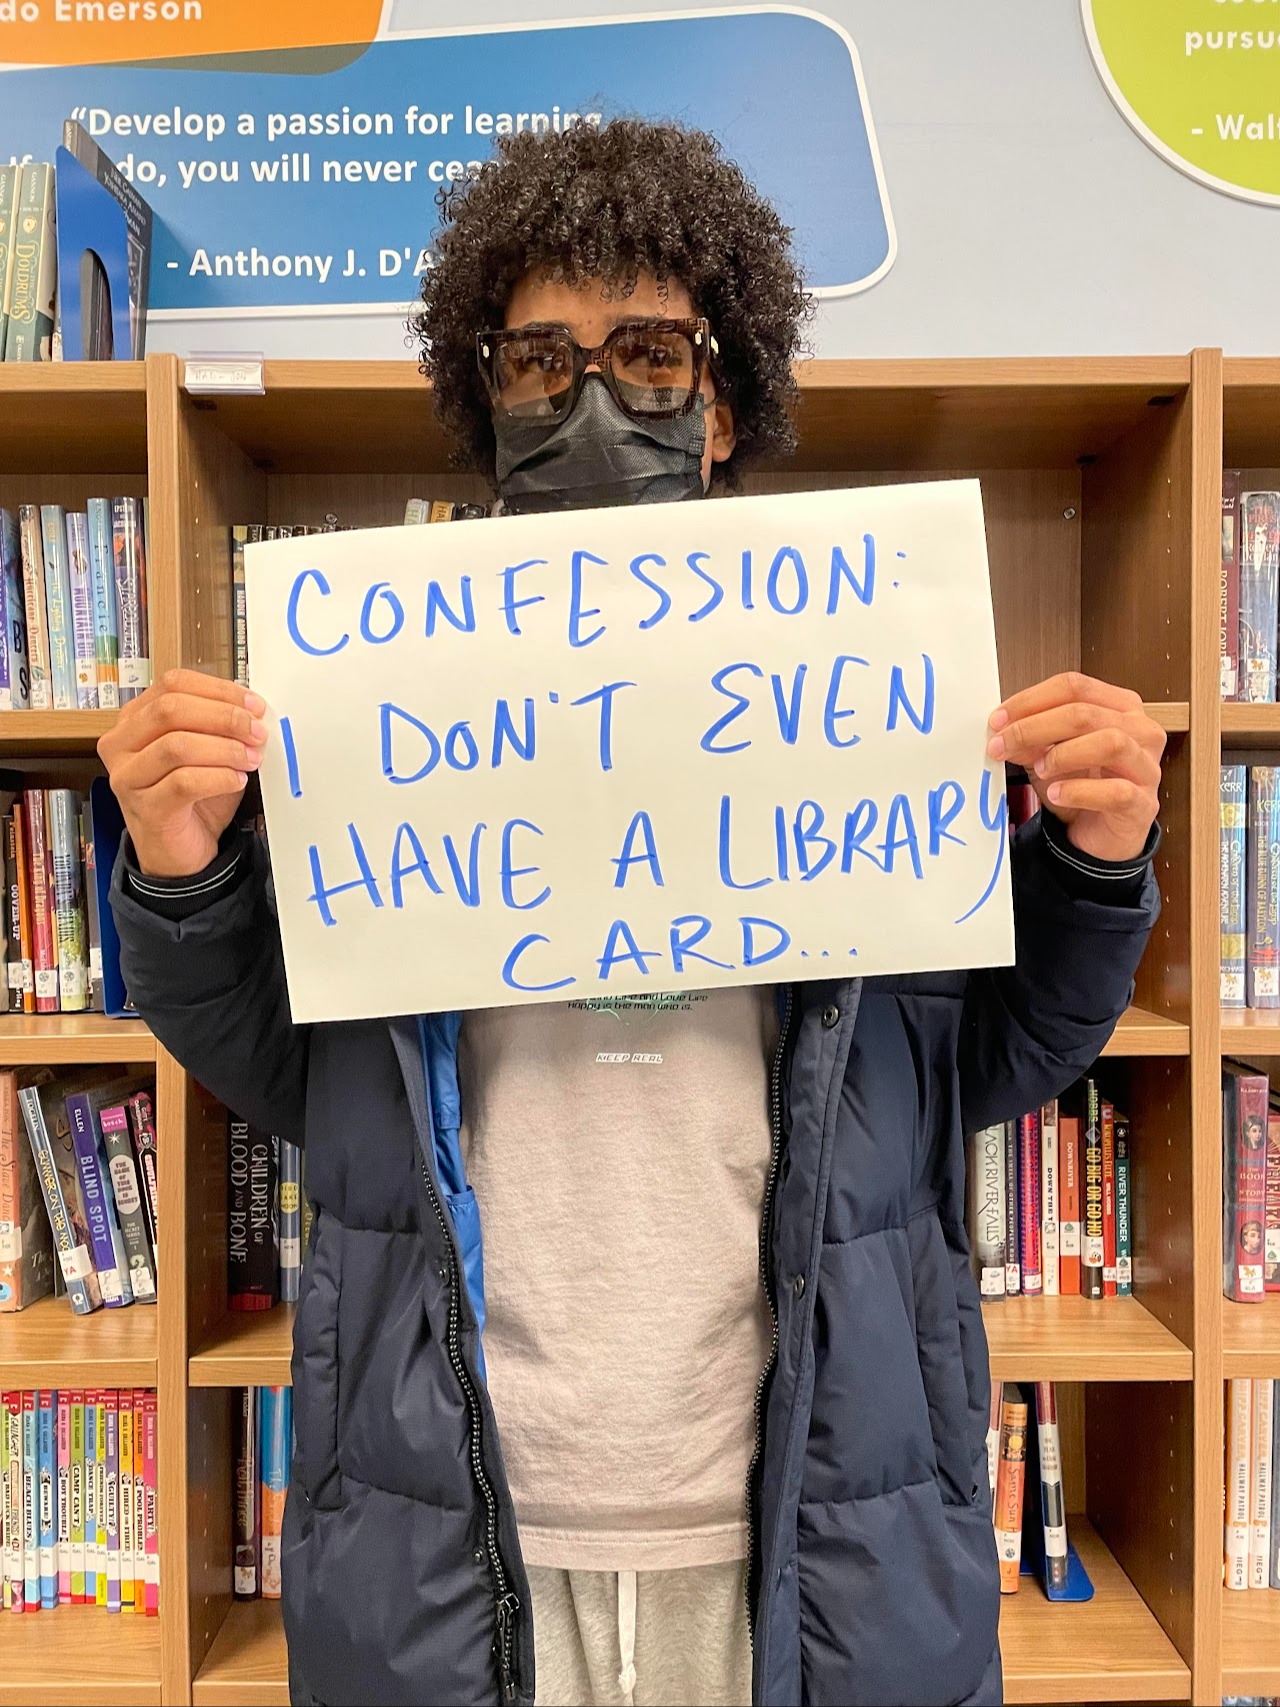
[986,671,1164,863]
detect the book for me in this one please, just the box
[48,789,88,1013]
[4,164,57,363]
[65,1084,132,1307]
[233,1385,259,1599]
[55,1393,70,1603]
[81,798,104,1013]
[232,526,249,686]
[1058,1113,1081,1296]
[59,122,152,361]
[1017,1112,1042,1296]
[126,1092,158,1274]
[1115,1111,1133,1297]
[118,1396,133,1611]
[18,506,51,711]
[1082,1080,1105,1300]
[0,1069,53,1312]
[0,509,30,711]
[141,1389,157,1615]
[86,499,119,710]
[131,1389,145,1614]
[65,513,99,709]
[0,166,20,356]
[1004,1117,1020,1297]
[1101,1099,1118,1298]
[1034,1382,1069,1593]
[1223,468,1241,699]
[1224,1062,1270,1301]
[993,1383,1029,1594]
[22,1391,37,1609]
[279,1140,301,1304]
[228,1120,278,1311]
[966,1124,1006,1299]
[69,1390,84,1603]
[84,1390,98,1604]
[104,1389,119,1612]
[1222,764,1248,1007]
[1249,1377,1274,1589]
[1268,1100,1280,1294]
[1240,490,1280,702]
[259,1385,291,1600]
[39,505,75,711]
[10,802,33,1016]
[23,792,56,1014]
[20,1072,100,1314]
[100,1103,156,1303]
[1040,1099,1059,1298]
[111,498,150,703]
[1272,1378,1280,1590]
[404,498,429,524]
[5,1390,23,1612]
[985,1381,1001,1515]
[37,1390,54,1608]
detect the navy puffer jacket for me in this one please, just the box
[111,811,1156,1707]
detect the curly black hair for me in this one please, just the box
[412,118,811,481]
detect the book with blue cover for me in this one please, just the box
[1222,764,1248,1008]
[65,512,99,710]
[0,509,30,711]
[39,506,75,711]
[1240,490,1280,704]
[1248,766,1280,1008]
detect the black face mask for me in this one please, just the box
[493,375,708,515]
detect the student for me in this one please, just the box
[101,120,1163,1707]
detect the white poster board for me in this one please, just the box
[245,481,1014,1024]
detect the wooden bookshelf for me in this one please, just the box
[192,1600,288,1706]
[0,709,119,753]
[0,1603,163,1706]
[1101,1005,1190,1057]
[0,1291,157,1385]
[1221,1585,1280,1696]
[1221,701,1280,745]
[1222,1296,1280,1376]
[0,1014,155,1063]
[189,1307,295,1387]
[984,1295,1191,1383]
[1222,1007,1280,1053]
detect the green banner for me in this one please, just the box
[1083,0,1280,204]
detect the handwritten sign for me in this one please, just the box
[245,481,1014,1025]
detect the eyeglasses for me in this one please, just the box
[477,317,717,422]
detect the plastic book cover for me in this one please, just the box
[1033,1383,1069,1594]
[232,525,249,687]
[4,164,56,363]
[83,1390,98,1604]
[233,1384,259,1599]
[118,1396,133,1610]
[39,505,75,712]
[1040,1100,1059,1298]
[1058,1114,1081,1295]
[131,1389,145,1614]
[1222,765,1248,1007]
[1003,1117,1020,1297]
[1249,1378,1274,1589]
[1115,1113,1133,1296]
[5,1389,22,1611]
[21,1391,37,1610]
[69,1390,84,1603]
[64,1083,131,1308]
[1100,1101,1118,1297]
[1082,1080,1105,1300]
[1267,1101,1280,1293]
[86,499,120,710]
[993,1383,1028,1595]
[89,778,132,1019]
[0,166,18,356]
[1240,490,1280,703]
[81,797,104,1013]
[1271,1378,1280,1589]
[1224,1063,1269,1302]
[100,1103,156,1303]
[965,1124,1006,1300]
[18,507,51,712]
[228,1120,278,1311]
[22,792,56,1014]
[104,1390,120,1613]
[48,790,88,1014]
[1017,1112,1042,1296]
[141,1390,157,1615]
[279,1140,301,1304]
[0,509,30,711]
[11,802,33,1016]
[36,1390,54,1608]
[56,1392,70,1603]
[65,513,99,710]
[126,1089,158,1268]
[1223,469,1241,699]
[18,1073,100,1314]
[1244,763,1278,1006]
[110,498,150,703]
[259,1385,292,1600]
[60,121,153,360]
[0,1066,53,1312]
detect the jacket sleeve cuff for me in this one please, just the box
[1034,808,1161,906]
[121,829,248,923]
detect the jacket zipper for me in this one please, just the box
[419,1153,520,1703]
[745,984,795,1640]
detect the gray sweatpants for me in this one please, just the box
[528,1561,752,1707]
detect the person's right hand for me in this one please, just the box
[97,669,268,878]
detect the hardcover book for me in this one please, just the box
[1240,490,1280,703]
[1223,469,1241,699]
[1222,764,1248,1007]
[1224,1062,1270,1301]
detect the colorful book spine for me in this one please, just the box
[48,790,88,1014]
[39,505,75,712]
[3,163,56,363]
[0,508,30,711]
[69,1390,85,1603]
[23,793,55,1014]
[4,812,25,1014]
[993,1383,1028,1595]
[1035,1382,1069,1593]
[1224,1063,1270,1301]
[966,1124,1006,1300]
[1273,1377,1280,1590]
[1058,1113,1081,1296]
[1017,1113,1042,1296]
[86,499,120,710]
[1004,1117,1020,1297]
[22,1391,37,1610]
[142,1389,158,1615]
[126,1093,159,1274]
[0,165,17,357]
[1040,1099,1059,1298]
[1240,489,1280,703]
[1101,1100,1118,1298]
[279,1140,301,1304]
[233,1385,259,1599]
[0,1395,6,1610]
[118,1396,134,1611]
[1227,1377,1252,1588]
[1082,1080,1105,1300]
[1249,1377,1274,1589]
[231,525,249,686]
[111,499,150,704]
[259,1385,291,1600]
[36,1390,54,1608]
[1223,469,1241,700]
[1248,766,1280,1007]
[1115,1111,1133,1297]
[65,1092,130,1307]
[65,513,99,710]
[82,797,103,1014]
[5,1390,22,1612]
[104,1390,119,1612]
[11,802,33,1016]
[18,506,51,712]
[100,1105,156,1303]
[84,1390,98,1605]
[132,1389,145,1614]
[1268,1102,1280,1295]
[0,1065,53,1312]
[228,1121,278,1311]
[1222,764,1248,1007]
[19,1082,99,1314]
[56,1392,70,1603]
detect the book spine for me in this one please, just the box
[1269,1103,1280,1294]
[1241,490,1280,702]
[1225,1068,1269,1301]
[127,1093,159,1273]
[404,498,429,524]
[1115,1112,1133,1297]
[1222,764,1248,1006]
[48,790,87,1014]
[1248,766,1280,1006]
[65,513,99,709]
[131,1389,144,1614]
[259,1385,291,1599]
[233,1385,259,1598]
[1058,1114,1081,1295]
[39,506,75,711]
[13,801,34,1016]
[993,1384,1028,1594]
[228,1121,278,1310]
[111,498,150,703]
[1101,1099,1118,1298]
[56,1392,69,1603]
[118,1396,134,1610]
[23,793,55,1013]
[231,526,249,686]
[101,1105,156,1303]
[0,165,14,356]
[1040,1100,1059,1298]
[142,1390,157,1615]
[69,1391,84,1602]
[986,1381,1002,1516]
[1224,469,1242,699]
[81,797,103,1012]
[1034,1382,1069,1593]
[4,164,56,362]
[87,499,120,710]
[0,508,30,710]
[966,1124,1006,1300]
[65,1092,129,1307]
[1249,1377,1274,1589]
[5,812,27,1014]
[36,1390,53,1608]
[104,1390,119,1612]
[0,1395,7,1610]
[5,1391,22,1612]
[1003,1117,1020,1296]
[22,1392,37,1609]
[1017,1113,1042,1296]
[278,1139,301,1304]
[1273,1373,1280,1589]
[82,1393,96,1604]
[19,1085,96,1314]
[18,506,51,711]
[0,1068,46,1313]
[1082,1080,1105,1300]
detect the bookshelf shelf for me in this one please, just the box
[1099,1005,1189,1057]
[191,1600,287,1706]
[1222,1296,1280,1376]
[0,361,148,477]
[1221,1585,1280,1696]
[0,1291,157,1386]
[0,1602,162,1705]
[1221,702,1280,745]
[0,709,118,754]
[984,1295,1192,1382]
[189,1307,295,1387]
[1146,701,1189,733]
[1221,1008,1280,1053]
[0,1015,155,1063]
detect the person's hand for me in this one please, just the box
[97,669,268,877]
[986,671,1163,863]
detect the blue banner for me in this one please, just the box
[0,8,895,315]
